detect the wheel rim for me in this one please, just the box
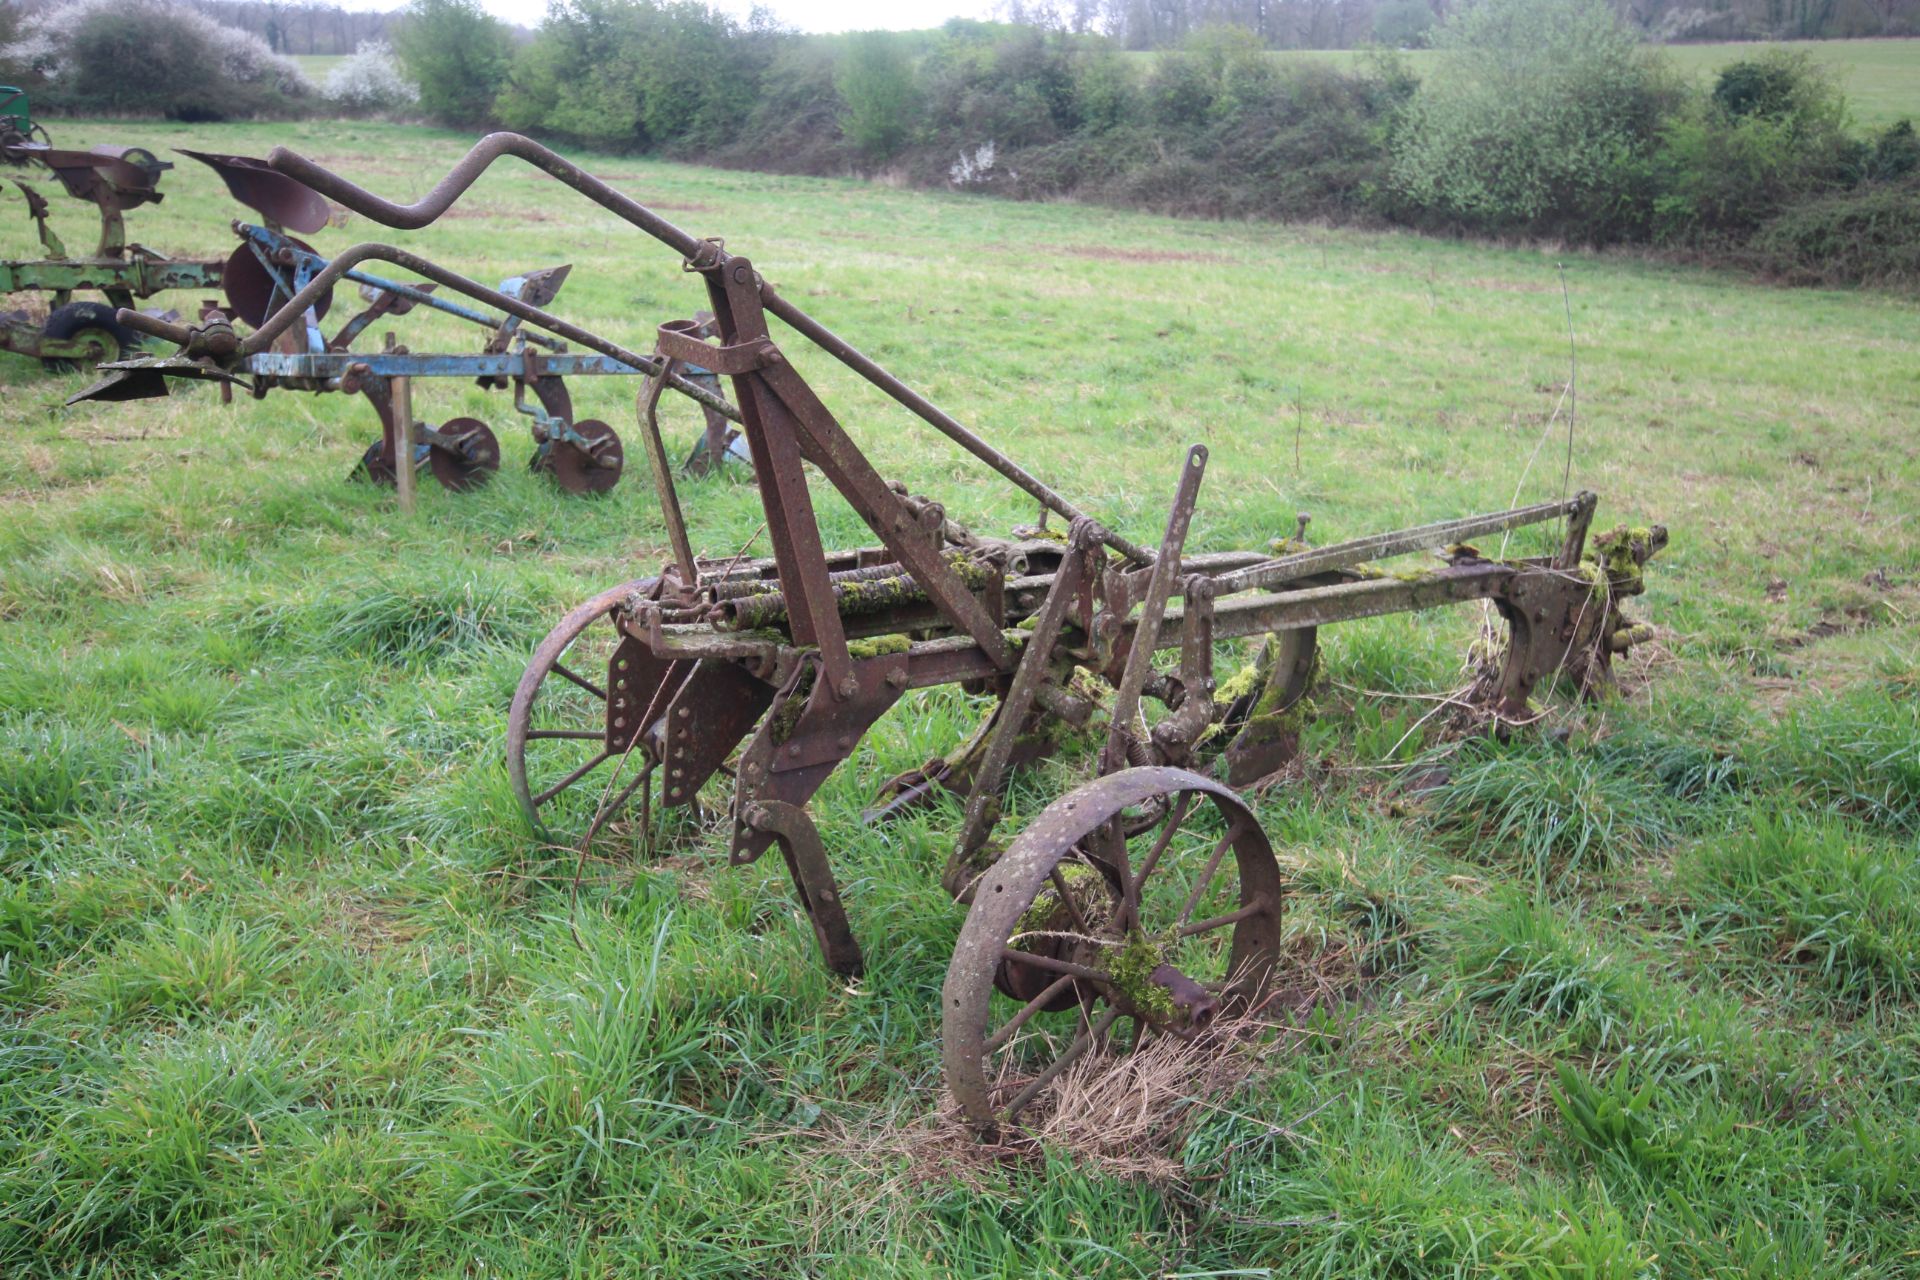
[427,417,501,492]
[508,579,659,843]
[551,419,624,494]
[68,327,122,366]
[942,766,1284,1136]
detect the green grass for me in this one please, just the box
[289,54,348,84]
[1258,37,1920,129]
[1662,38,1920,130]
[0,119,1917,1275]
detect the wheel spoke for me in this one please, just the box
[1047,866,1092,935]
[1002,1006,1121,1122]
[532,749,611,806]
[1000,948,1109,985]
[1177,893,1271,939]
[527,728,603,741]
[550,660,607,701]
[1178,825,1240,926]
[985,974,1077,1052]
[1125,791,1194,928]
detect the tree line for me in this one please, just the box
[382,0,1915,285]
[1008,0,1917,46]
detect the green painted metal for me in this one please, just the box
[0,256,223,296]
[0,87,28,133]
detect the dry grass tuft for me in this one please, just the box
[913,1014,1298,1182]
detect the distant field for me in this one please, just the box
[289,53,348,83]
[1258,37,1920,130]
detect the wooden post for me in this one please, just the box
[386,331,415,513]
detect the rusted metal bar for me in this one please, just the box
[1101,446,1207,775]
[110,242,740,424]
[1210,494,1591,597]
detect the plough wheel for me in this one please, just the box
[507,579,658,843]
[41,302,137,372]
[427,417,501,492]
[942,766,1285,1137]
[551,419,624,494]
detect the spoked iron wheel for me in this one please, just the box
[427,417,501,492]
[942,766,1285,1138]
[507,578,660,844]
[550,419,624,494]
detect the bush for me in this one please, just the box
[494,0,765,149]
[0,0,311,120]
[392,0,510,126]
[1650,51,1859,244]
[1388,0,1677,242]
[836,32,918,161]
[1746,174,1920,287]
[323,41,418,115]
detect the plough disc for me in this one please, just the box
[357,436,422,487]
[222,236,333,328]
[551,418,624,494]
[427,417,500,492]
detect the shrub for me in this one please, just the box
[392,0,510,126]
[1651,51,1859,244]
[323,40,418,115]
[1388,0,1677,242]
[0,0,311,120]
[836,32,918,161]
[1746,174,1920,287]
[494,0,765,149]
[1069,42,1136,132]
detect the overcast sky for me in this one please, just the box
[359,0,1000,33]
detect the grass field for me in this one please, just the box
[2,120,1918,1276]
[289,54,349,84]
[1268,36,1920,129]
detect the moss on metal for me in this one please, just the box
[1107,930,1175,1018]
[768,663,817,744]
[846,633,911,658]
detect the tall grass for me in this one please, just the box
[1679,810,1920,1002]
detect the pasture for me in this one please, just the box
[1274,36,1920,128]
[2,120,1917,1276]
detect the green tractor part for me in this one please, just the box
[0,95,229,369]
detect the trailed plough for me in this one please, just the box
[76,148,745,494]
[76,134,1666,1135]
[0,88,231,367]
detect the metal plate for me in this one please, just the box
[426,416,500,493]
[551,418,623,494]
[223,237,334,329]
[178,149,331,234]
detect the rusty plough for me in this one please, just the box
[0,88,233,367]
[73,133,1665,1135]
[73,149,744,495]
